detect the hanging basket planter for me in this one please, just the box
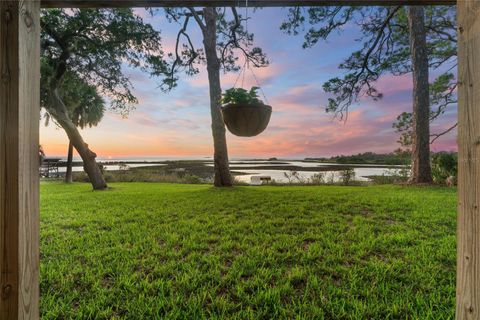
[222,103,272,137]
[221,86,272,137]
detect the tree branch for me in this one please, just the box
[329,6,401,119]
[430,123,457,144]
[188,7,205,32]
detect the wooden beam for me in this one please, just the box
[0,1,40,319]
[457,0,480,319]
[40,0,456,8]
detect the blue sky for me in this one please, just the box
[40,7,457,159]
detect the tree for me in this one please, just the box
[281,6,456,183]
[39,145,46,166]
[48,71,105,183]
[393,73,457,147]
[42,67,105,183]
[65,79,105,184]
[407,6,432,183]
[159,7,267,187]
[41,9,170,190]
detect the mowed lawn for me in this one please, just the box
[40,182,456,319]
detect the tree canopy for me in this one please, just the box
[41,8,170,114]
[41,62,105,129]
[40,8,172,189]
[159,7,269,90]
[281,6,457,146]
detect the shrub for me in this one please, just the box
[431,152,457,185]
[283,171,307,184]
[221,87,264,105]
[309,172,325,185]
[339,168,356,186]
[119,163,130,171]
[369,168,409,185]
[73,170,204,184]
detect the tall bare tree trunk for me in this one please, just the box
[65,140,73,183]
[201,7,233,187]
[50,88,107,190]
[407,6,432,184]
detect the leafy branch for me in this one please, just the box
[162,7,268,91]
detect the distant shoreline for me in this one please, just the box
[50,158,407,170]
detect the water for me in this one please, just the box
[55,163,165,173]
[206,160,404,183]
[57,159,405,183]
[230,165,403,184]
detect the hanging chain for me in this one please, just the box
[245,0,248,45]
[241,61,246,88]
[233,59,247,89]
[231,0,270,106]
[250,67,269,105]
[245,0,269,105]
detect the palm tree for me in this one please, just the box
[65,83,105,183]
[42,68,105,183]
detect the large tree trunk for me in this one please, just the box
[201,7,233,187]
[65,140,73,183]
[50,87,107,190]
[407,6,432,184]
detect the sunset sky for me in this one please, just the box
[40,7,458,159]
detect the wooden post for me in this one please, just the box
[457,0,480,319]
[0,1,40,319]
[0,0,472,319]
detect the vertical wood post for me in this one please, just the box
[0,1,40,319]
[457,0,480,319]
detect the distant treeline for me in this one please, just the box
[306,152,412,165]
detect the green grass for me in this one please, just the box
[40,182,456,319]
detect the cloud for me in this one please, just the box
[40,8,458,158]
[226,105,444,157]
[375,74,413,96]
[186,63,283,89]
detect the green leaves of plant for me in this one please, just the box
[221,87,264,105]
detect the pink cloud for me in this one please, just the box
[375,74,413,96]
[40,8,458,159]
[186,63,283,89]
[226,108,400,157]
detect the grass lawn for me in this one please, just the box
[40,182,456,319]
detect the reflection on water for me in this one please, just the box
[60,159,405,183]
[56,163,165,173]
[234,167,402,184]
[228,160,405,183]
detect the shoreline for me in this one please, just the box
[52,159,408,170]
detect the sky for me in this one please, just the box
[40,8,458,159]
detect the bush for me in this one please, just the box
[369,168,409,185]
[309,172,325,185]
[283,171,307,184]
[73,170,205,184]
[339,168,356,186]
[431,152,457,185]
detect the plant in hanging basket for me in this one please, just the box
[221,87,272,137]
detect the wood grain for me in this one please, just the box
[0,0,464,319]
[0,1,40,319]
[40,0,456,8]
[457,1,480,319]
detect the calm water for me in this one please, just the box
[232,168,402,183]
[54,158,405,183]
[227,161,404,183]
[55,163,165,173]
